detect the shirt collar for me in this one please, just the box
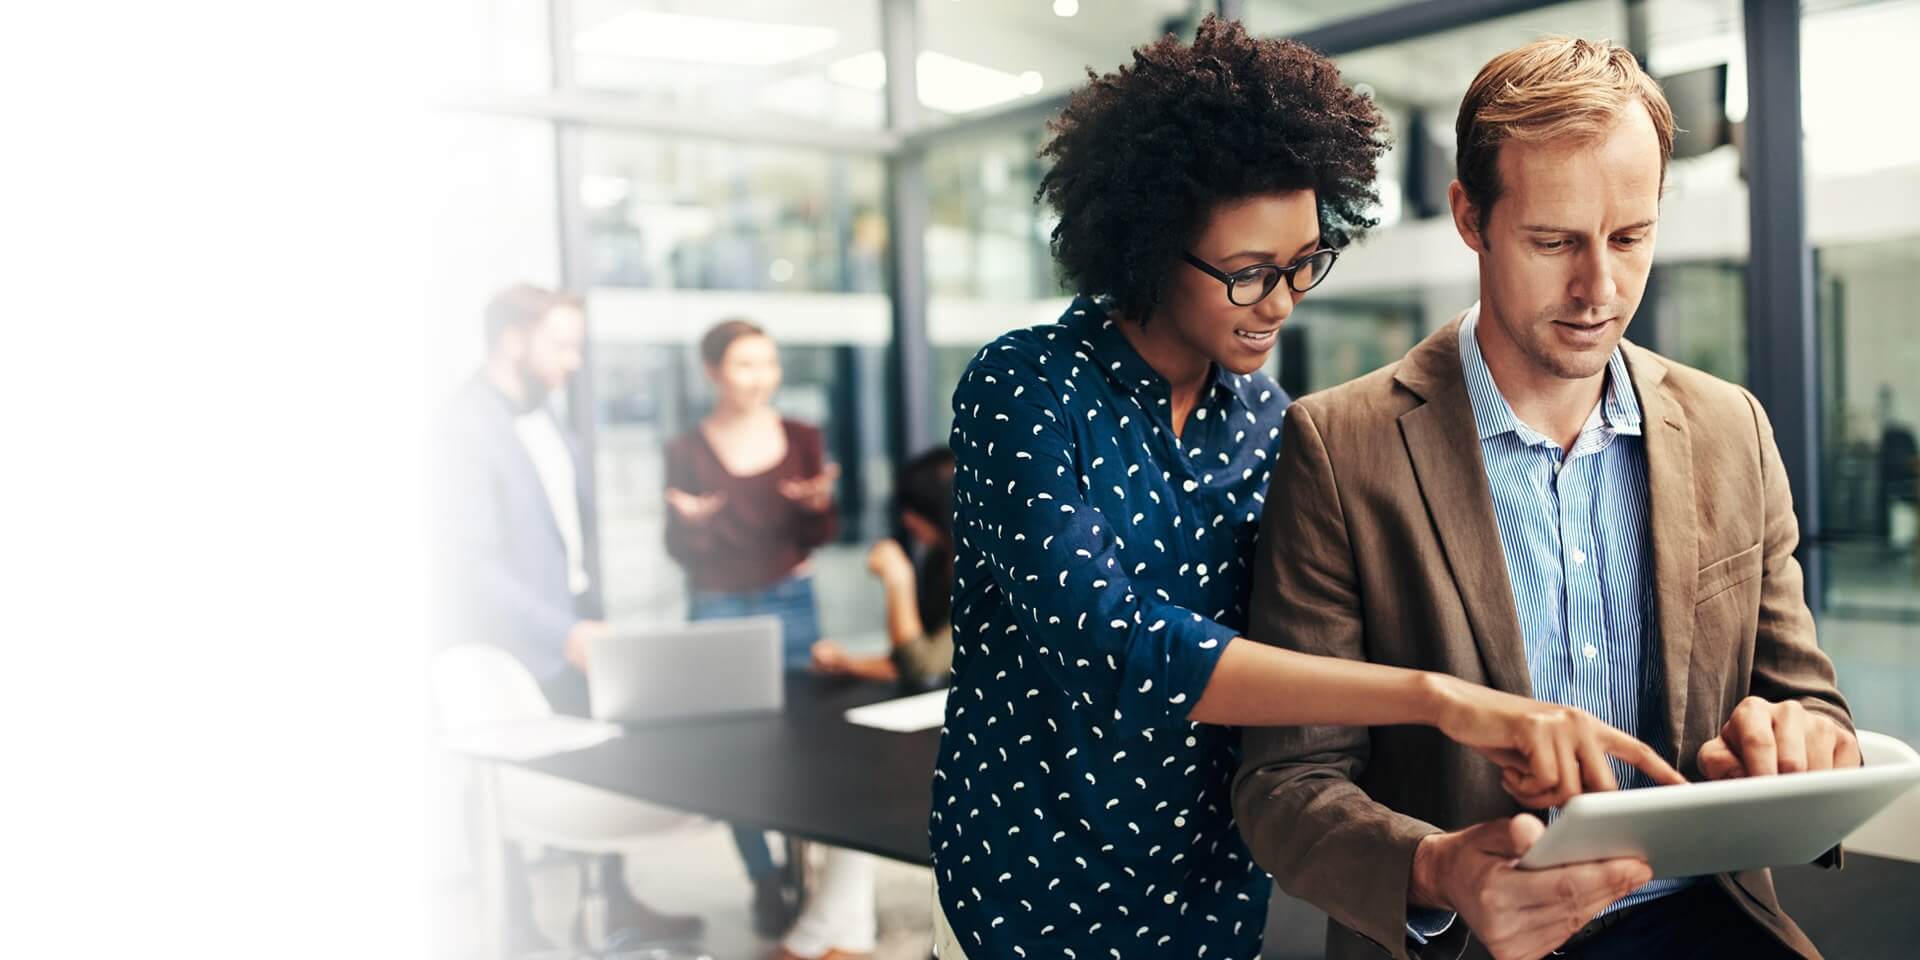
[1064,295,1258,409]
[1457,302,1643,445]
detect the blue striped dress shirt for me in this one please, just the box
[1459,304,1694,913]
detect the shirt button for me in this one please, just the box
[1583,643,1598,660]
[1571,547,1587,566]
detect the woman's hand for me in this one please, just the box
[665,487,725,523]
[1428,675,1687,808]
[811,639,900,682]
[811,639,852,675]
[777,464,840,512]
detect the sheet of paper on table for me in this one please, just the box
[843,688,950,733]
[442,716,623,761]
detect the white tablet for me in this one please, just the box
[1518,763,1920,878]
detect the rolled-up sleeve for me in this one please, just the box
[951,348,1238,737]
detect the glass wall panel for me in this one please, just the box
[582,132,888,293]
[920,124,1070,444]
[1648,260,1745,384]
[1803,0,1920,747]
[1813,231,1920,738]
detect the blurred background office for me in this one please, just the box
[426,0,1920,957]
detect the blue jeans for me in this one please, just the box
[688,573,822,879]
[688,573,822,673]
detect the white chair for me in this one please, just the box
[1843,729,1920,863]
[433,644,709,959]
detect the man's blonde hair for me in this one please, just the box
[1455,36,1676,231]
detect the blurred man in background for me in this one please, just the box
[433,283,701,951]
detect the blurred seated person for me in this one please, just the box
[811,449,956,691]
[768,453,957,960]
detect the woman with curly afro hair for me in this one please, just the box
[930,16,1682,959]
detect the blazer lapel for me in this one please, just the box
[1395,319,1534,698]
[1623,343,1699,766]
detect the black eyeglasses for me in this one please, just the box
[1182,247,1339,306]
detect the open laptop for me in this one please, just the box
[586,615,784,725]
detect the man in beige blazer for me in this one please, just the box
[1232,37,1857,960]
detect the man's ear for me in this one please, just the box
[1447,180,1487,255]
[495,325,529,362]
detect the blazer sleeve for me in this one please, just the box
[1231,402,1455,960]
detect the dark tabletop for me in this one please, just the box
[517,673,940,864]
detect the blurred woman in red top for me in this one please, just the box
[661,317,839,935]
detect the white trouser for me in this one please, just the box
[782,846,878,957]
[929,882,970,960]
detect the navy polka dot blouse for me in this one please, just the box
[933,295,1292,959]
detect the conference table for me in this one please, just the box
[523,673,937,865]
[515,674,1920,958]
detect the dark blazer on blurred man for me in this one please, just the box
[431,283,604,715]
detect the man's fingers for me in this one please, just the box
[1733,710,1780,777]
[1773,704,1810,774]
[1834,724,1863,768]
[1804,717,1840,772]
[1697,737,1746,780]
[1597,725,1688,786]
[1507,859,1649,957]
[1500,856,1644,916]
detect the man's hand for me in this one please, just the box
[564,620,610,672]
[1697,696,1860,779]
[777,463,840,512]
[665,487,726,523]
[1410,815,1651,960]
